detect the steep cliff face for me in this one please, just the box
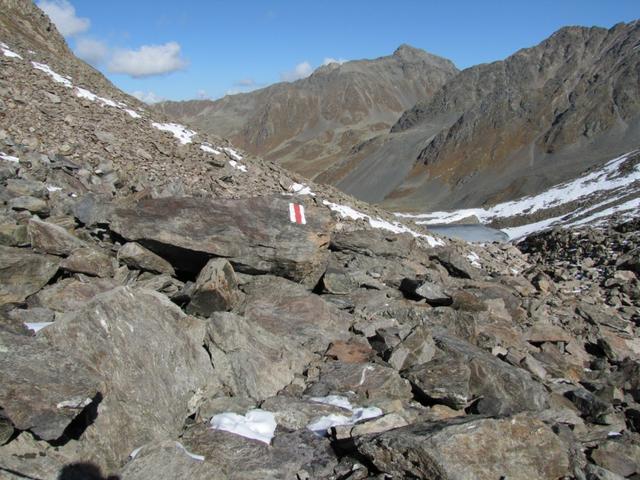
[157,45,458,178]
[335,22,640,211]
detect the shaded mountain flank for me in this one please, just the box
[160,22,640,215]
[156,45,458,179]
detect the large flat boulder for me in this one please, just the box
[41,287,216,473]
[0,245,60,306]
[109,196,333,288]
[356,414,571,480]
[0,330,100,441]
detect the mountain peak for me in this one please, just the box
[393,44,426,60]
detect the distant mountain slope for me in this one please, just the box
[333,22,640,211]
[156,45,458,178]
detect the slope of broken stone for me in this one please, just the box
[355,414,571,480]
[27,275,116,312]
[0,245,59,305]
[108,196,333,287]
[40,287,216,472]
[0,329,100,442]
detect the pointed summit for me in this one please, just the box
[393,44,427,60]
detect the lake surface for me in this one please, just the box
[425,224,509,243]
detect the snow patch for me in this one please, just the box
[46,185,62,192]
[322,200,444,247]
[223,147,243,160]
[175,441,205,461]
[466,251,481,268]
[151,122,196,145]
[229,160,248,172]
[57,397,92,409]
[288,183,315,196]
[24,322,54,333]
[306,395,383,436]
[1,42,22,59]
[210,409,277,444]
[0,152,19,163]
[200,144,221,155]
[31,61,72,87]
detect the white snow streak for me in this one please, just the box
[1,42,22,59]
[288,183,315,196]
[322,200,444,247]
[223,147,243,160]
[151,122,196,145]
[210,409,277,444]
[200,144,221,154]
[306,395,383,436]
[24,322,54,333]
[229,160,248,172]
[0,152,19,163]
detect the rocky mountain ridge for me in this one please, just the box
[0,2,639,479]
[156,44,458,179]
[336,21,640,213]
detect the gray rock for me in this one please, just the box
[42,287,216,472]
[0,222,29,246]
[431,247,483,279]
[0,329,100,441]
[109,196,333,288]
[72,193,114,226]
[60,247,115,277]
[28,276,116,312]
[117,241,175,275]
[0,245,60,306]
[590,438,640,477]
[260,395,353,430]
[305,361,412,403]
[400,277,452,306]
[356,414,571,480]
[28,217,87,256]
[205,276,350,401]
[187,258,239,316]
[565,389,614,424]
[388,325,436,371]
[406,335,548,413]
[9,195,49,215]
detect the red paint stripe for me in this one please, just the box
[294,204,303,224]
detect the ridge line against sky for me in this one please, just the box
[36,0,639,104]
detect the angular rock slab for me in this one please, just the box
[0,245,60,306]
[187,258,239,316]
[406,335,548,414]
[0,329,100,441]
[117,241,175,276]
[109,196,333,288]
[42,287,216,472]
[206,276,351,400]
[356,414,571,480]
[28,217,88,256]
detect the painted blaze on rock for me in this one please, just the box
[109,196,333,288]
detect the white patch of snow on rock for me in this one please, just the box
[200,144,221,155]
[322,200,444,247]
[306,395,383,436]
[175,441,205,461]
[31,61,72,87]
[1,42,22,59]
[24,322,54,333]
[229,160,248,172]
[46,185,62,192]
[466,251,481,268]
[0,152,19,163]
[151,122,196,145]
[210,409,277,444]
[288,183,315,196]
[57,397,92,409]
[223,147,243,160]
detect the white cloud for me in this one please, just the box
[37,0,90,37]
[280,61,312,82]
[323,57,347,66]
[108,42,188,78]
[74,37,108,64]
[196,89,209,99]
[131,91,165,104]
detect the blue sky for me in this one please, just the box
[37,0,639,103]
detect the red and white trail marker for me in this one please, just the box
[289,203,306,225]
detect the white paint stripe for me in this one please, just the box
[298,204,306,225]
